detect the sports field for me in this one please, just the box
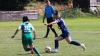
[0,17,100,56]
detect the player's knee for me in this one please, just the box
[24,48,30,51]
[47,27,50,29]
[32,45,35,48]
[68,41,72,44]
[55,39,58,41]
[23,46,30,51]
[55,37,58,41]
[51,27,54,29]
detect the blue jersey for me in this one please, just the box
[55,18,67,30]
[44,5,55,18]
[55,18,69,38]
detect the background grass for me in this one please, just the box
[0,17,100,56]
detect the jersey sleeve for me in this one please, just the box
[18,23,22,30]
[30,23,35,32]
[51,6,55,14]
[55,19,60,23]
[43,5,46,13]
[32,26,35,32]
[51,6,55,10]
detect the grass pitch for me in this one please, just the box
[0,17,100,56]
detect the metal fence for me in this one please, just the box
[0,10,39,21]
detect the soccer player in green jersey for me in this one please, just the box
[11,16,41,56]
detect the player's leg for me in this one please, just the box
[22,39,31,51]
[28,39,34,54]
[43,25,50,38]
[50,25,58,37]
[65,36,80,46]
[32,46,41,56]
[29,39,41,56]
[65,35,86,50]
[49,17,58,37]
[22,45,31,51]
[51,35,63,53]
[43,18,51,38]
[55,36,63,49]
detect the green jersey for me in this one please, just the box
[18,22,35,39]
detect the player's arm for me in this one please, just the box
[12,24,21,38]
[32,25,36,40]
[43,13,46,23]
[44,20,57,26]
[51,6,55,15]
[33,31,36,40]
[48,20,58,25]
[11,29,19,38]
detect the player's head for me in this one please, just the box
[22,16,30,22]
[54,10,61,19]
[54,10,58,15]
[46,0,51,5]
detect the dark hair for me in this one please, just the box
[46,0,50,3]
[22,16,29,22]
[54,10,58,15]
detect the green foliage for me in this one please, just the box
[61,8,93,18]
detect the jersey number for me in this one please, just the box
[24,26,30,32]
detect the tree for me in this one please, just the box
[73,0,90,12]
[0,0,32,11]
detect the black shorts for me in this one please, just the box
[47,17,54,23]
[47,17,54,27]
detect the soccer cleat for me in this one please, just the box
[51,48,58,53]
[80,43,86,51]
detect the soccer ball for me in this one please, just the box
[45,46,51,53]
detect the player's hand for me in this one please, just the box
[44,23,48,25]
[11,35,15,39]
[33,37,36,40]
[43,21,44,23]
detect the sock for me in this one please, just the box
[33,47,40,56]
[70,41,81,46]
[45,28,50,38]
[55,40,59,49]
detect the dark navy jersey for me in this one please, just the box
[55,18,69,38]
[55,18,67,30]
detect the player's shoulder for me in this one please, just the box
[19,23,24,26]
[28,22,32,25]
[28,23,34,27]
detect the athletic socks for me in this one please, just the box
[55,40,59,49]
[45,28,50,38]
[51,28,58,37]
[70,41,81,46]
[33,47,40,56]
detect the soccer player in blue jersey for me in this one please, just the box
[11,16,41,56]
[43,0,58,38]
[46,10,86,52]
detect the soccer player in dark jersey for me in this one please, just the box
[46,10,86,52]
[11,16,41,56]
[43,0,58,38]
